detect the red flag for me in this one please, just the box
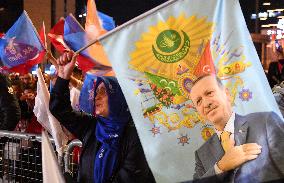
[39,21,47,49]
[48,18,69,53]
[48,17,96,72]
[76,55,96,72]
[271,33,276,41]
[194,41,216,77]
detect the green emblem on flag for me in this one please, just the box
[152,30,190,63]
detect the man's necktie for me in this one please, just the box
[220,131,233,152]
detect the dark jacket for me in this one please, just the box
[50,77,155,183]
[267,60,284,88]
[193,112,284,183]
[0,74,21,130]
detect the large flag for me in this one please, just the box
[93,0,281,182]
[34,68,68,156]
[42,130,65,183]
[0,11,45,74]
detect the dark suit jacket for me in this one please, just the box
[193,112,284,183]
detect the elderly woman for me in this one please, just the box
[49,52,155,183]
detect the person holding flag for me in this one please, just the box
[49,51,155,183]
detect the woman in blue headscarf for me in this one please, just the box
[49,51,155,183]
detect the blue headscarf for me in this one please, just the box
[93,76,131,183]
[79,72,97,114]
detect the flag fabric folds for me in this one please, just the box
[0,11,45,74]
[48,18,69,53]
[83,0,114,74]
[42,130,65,183]
[95,0,281,182]
[48,9,114,73]
[97,12,115,32]
[39,21,47,49]
[34,68,68,156]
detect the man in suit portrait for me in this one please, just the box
[189,74,284,183]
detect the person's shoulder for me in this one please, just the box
[237,111,281,126]
[240,111,271,117]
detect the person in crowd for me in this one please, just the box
[16,85,42,133]
[0,73,21,130]
[267,45,284,88]
[49,51,155,183]
[189,74,284,183]
[19,73,34,89]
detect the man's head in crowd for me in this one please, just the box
[20,73,33,85]
[190,74,232,131]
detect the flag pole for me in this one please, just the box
[75,0,178,54]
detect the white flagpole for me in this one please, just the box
[75,0,179,54]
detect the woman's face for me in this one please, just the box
[95,83,109,117]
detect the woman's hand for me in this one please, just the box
[56,51,78,80]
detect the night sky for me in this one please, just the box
[0,0,283,34]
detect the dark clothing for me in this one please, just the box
[193,112,284,183]
[0,74,21,130]
[267,60,284,88]
[19,100,34,120]
[50,77,155,183]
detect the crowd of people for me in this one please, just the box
[0,46,284,183]
[0,50,156,183]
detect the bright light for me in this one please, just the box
[251,14,257,19]
[83,13,86,16]
[269,12,276,17]
[277,19,284,30]
[278,16,284,19]
[260,17,267,20]
[269,24,278,27]
[263,2,271,6]
[276,34,282,39]
[259,12,268,18]
[262,25,271,28]
[274,9,284,12]
[79,14,83,18]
